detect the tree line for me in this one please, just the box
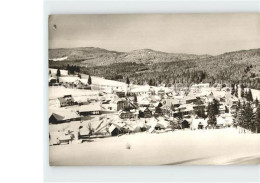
[233,99,260,133]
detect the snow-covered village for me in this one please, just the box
[48,67,260,165]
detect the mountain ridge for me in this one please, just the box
[49,47,212,66]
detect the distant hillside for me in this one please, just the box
[49,47,260,90]
[49,47,211,67]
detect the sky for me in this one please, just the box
[49,14,260,55]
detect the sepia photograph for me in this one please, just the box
[48,14,260,166]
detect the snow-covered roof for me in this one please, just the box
[79,103,101,112]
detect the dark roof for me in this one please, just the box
[49,113,64,121]
[57,97,66,103]
[64,95,73,98]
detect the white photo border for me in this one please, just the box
[44,0,260,182]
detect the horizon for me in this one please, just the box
[49,14,260,55]
[48,46,260,56]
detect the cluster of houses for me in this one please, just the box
[49,69,245,145]
[49,72,238,145]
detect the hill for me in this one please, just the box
[49,47,210,67]
[49,47,260,90]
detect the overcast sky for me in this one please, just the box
[49,14,260,55]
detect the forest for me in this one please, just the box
[49,48,260,90]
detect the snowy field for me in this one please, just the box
[49,86,99,100]
[49,128,260,166]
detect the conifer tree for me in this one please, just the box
[56,68,61,77]
[207,103,217,128]
[255,98,259,108]
[237,102,245,128]
[233,100,241,125]
[235,87,238,98]
[133,94,137,103]
[247,89,253,102]
[244,90,248,100]
[231,84,235,95]
[126,77,130,86]
[67,64,71,75]
[255,104,260,133]
[244,102,254,131]
[149,79,153,86]
[213,99,220,115]
[88,75,92,85]
[240,84,245,98]
[177,108,183,129]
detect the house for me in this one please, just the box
[108,124,122,136]
[139,107,153,118]
[49,77,57,86]
[184,95,198,104]
[119,110,138,119]
[117,99,137,111]
[49,111,80,124]
[56,95,75,107]
[191,118,207,130]
[79,103,101,116]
